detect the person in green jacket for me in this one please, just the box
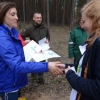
[20,12,50,87]
[68,21,88,71]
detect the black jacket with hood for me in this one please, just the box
[66,37,100,100]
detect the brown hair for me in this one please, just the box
[0,2,16,24]
[81,0,100,48]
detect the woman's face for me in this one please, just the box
[81,12,93,35]
[3,7,18,29]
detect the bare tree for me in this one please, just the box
[55,0,58,25]
[1,0,87,26]
[42,0,46,24]
[47,0,50,31]
[62,0,66,27]
[70,0,76,31]
[23,0,26,28]
[35,0,37,11]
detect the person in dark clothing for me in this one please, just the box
[20,12,50,86]
[57,0,100,100]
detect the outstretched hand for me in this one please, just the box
[56,63,65,68]
[65,66,71,73]
[56,63,65,74]
[56,64,71,74]
[48,62,65,76]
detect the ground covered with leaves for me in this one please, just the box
[20,25,73,100]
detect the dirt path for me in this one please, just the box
[20,25,73,100]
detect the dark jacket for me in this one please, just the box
[66,37,100,100]
[0,24,48,92]
[68,26,88,60]
[20,23,50,43]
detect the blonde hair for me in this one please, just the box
[81,0,100,48]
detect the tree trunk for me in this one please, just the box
[47,0,50,31]
[70,0,76,31]
[62,0,66,27]
[42,0,46,24]
[55,0,57,25]
[35,0,37,11]
[23,0,26,28]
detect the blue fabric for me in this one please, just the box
[0,91,18,100]
[0,24,48,92]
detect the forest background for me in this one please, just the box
[0,0,91,30]
[0,0,91,100]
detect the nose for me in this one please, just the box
[39,17,42,21]
[15,15,18,20]
[80,24,84,29]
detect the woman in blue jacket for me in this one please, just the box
[57,0,100,100]
[0,2,64,100]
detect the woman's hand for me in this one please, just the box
[48,62,64,76]
[56,63,65,69]
[56,64,71,74]
[65,66,71,74]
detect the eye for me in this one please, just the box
[81,20,85,24]
[10,12,17,16]
[11,14,15,16]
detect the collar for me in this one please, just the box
[33,22,44,27]
[0,24,18,39]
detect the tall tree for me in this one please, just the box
[55,0,58,25]
[65,0,70,26]
[23,0,26,28]
[1,0,87,26]
[42,0,46,24]
[62,0,66,27]
[70,0,76,31]
[47,0,50,31]
[35,0,37,11]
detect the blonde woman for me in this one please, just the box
[57,0,100,100]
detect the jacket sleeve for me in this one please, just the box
[65,64,75,68]
[46,28,50,41]
[68,31,75,58]
[0,34,48,74]
[66,42,100,99]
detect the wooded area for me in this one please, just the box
[0,1,92,100]
[0,0,89,30]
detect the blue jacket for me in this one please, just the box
[66,37,100,100]
[0,24,48,92]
